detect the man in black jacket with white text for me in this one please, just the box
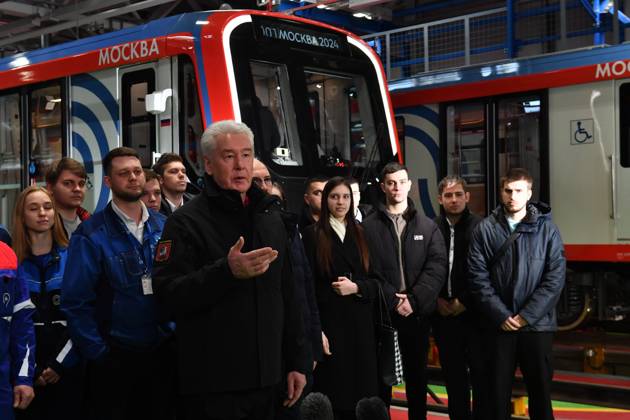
[363,162,446,420]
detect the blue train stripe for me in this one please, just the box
[418,178,436,219]
[71,101,112,211]
[406,125,440,176]
[71,132,94,173]
[397,106,439,128]
[72,131,110,211]
[71,74,119,133]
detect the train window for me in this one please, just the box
[496,95,542,201]
[620,83,630,168]
[179,56,204,179]
[0,93,21,228]
[250,61,302,166]
[30,84,63,185]
[445,103,487,216]
[306,70,378,168]
[122,69,156,168]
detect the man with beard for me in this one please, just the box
[468,168,565,420]
[61,147,173,420]
[46,158,90,238]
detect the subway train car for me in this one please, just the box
[390,44,630,329]
[0,9,400,228]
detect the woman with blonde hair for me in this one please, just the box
[12,186,82,420]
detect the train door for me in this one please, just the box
[616,81,630,239]
[120,60,174,167]
[442,92,547,216]
[120,64,157,168]
[175,55,205,189]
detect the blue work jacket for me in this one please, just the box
[61,203,167,361]
[0,242,35,420]
[19,246,79,375]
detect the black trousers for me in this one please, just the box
[16,362,85,420]
[432,315,490,420]
[381,315,430,420]
[182,386,278,420]
[488,331,554,420]
[84,342,177,420]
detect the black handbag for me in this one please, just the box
[376,285,404,386]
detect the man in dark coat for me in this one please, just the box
[432,175,487,420]
[253,158,323,420]
[468,168,566,420]
[152,120,308,420]
[363,162,447,420]
[299,176,327,232]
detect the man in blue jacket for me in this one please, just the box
[0,242,35,420]
[61,147,172,420]
[468,168,566,420]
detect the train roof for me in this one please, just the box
[0,10,358,74]
[391,43,630,106]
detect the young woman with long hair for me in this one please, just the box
[11,186,82,420]
[302,177,380,420]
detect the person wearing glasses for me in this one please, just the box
[253,159,274,194]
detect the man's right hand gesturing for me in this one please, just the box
[228,236,278,279]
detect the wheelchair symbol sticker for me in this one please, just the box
[570,119,595,145]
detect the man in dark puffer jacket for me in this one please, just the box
[468,168,565,420]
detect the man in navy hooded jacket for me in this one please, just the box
[468,168,566,420]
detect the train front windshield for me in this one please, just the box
[231,16,391,179]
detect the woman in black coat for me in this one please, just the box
[302,177,380,420]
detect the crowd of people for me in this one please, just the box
[0,119,566,420]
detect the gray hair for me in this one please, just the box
[200,120,254,158]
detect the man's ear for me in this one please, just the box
[103,176,112,189]
[203,157,212,175]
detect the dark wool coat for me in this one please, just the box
[302,225,379,411]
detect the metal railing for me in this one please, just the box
[363,0,615,81]
[363,8,508,81]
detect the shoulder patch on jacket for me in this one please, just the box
[155,240,172,262]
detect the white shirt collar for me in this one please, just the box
[111,201,149,243]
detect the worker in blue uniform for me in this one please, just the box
[0,242,36,420]
[11,186,82,420]
[61,147,174,420]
